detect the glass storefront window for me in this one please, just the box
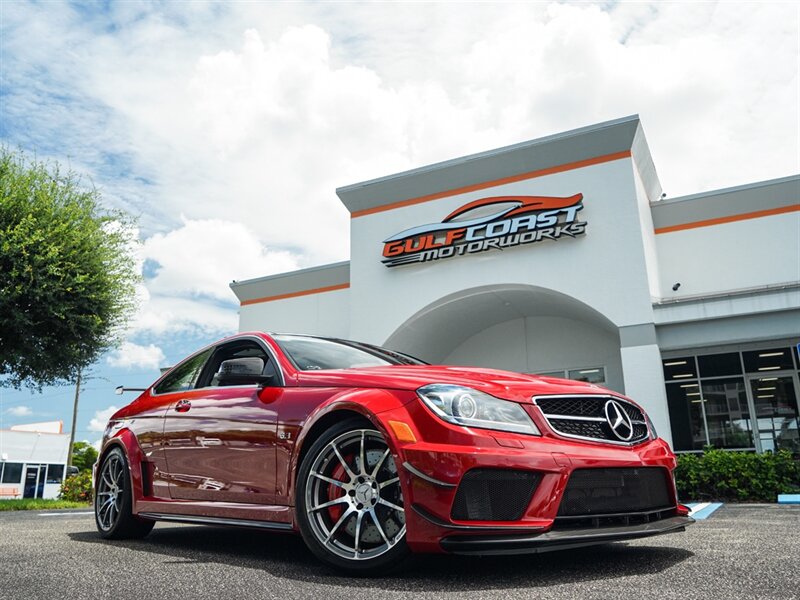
[697,353,742,378]
[701,378,754,449]
[742,348,794,373]
[663,357,697,382]
[535,371,566,378]
[567,367,605,384]
[1,462,23,484]
[46,464,64,484]
[666,383,707,451]
[749,375,800,453]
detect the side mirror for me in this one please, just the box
[216,357,273,387]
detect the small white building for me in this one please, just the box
[0,421,70,500]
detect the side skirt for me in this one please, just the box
[138,512,294,532]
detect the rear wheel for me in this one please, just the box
[95,447,154,539]
[297,419,410,574]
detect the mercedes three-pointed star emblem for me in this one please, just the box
[604,399,634,441]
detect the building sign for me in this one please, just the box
[381,194,586,267]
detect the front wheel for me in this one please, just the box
[296,420,411,574]
[95,447,154,539]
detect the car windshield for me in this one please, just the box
[273,335,424,370]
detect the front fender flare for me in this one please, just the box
[287,388,414,505]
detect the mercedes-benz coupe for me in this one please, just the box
[94,332,693,574]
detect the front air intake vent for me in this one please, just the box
[451,469,540,522]
[557,467,673,517]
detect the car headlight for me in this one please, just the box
[646,413,658,440]
[417,384,540,436]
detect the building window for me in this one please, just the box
[1,462,23,484]
[701,378,754,449]
[697,353,741,378]
[533,367,606,385]
[663,357,698,382]
[567,367,606,385]
[535,371,566,378]
[742,348,795,373]
[46,464,65,484]
[663,345,799,453]
[666,383,707,451]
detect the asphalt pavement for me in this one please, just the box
[1,504,798,600]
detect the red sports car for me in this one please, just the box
[94,332,693,574]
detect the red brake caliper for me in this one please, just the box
[327,459,351,521]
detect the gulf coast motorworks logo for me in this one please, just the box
[381,193,587,268]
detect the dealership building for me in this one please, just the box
[231,115,800,453]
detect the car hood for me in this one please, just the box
[294,364,614,404]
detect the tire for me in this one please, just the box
[95,447,155,540]
[296,418,411,575]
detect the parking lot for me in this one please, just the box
[1,504,797,600]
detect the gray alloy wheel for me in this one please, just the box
[297,421,410,574]
[95,447,154,539]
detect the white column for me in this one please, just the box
[620,343,673,447]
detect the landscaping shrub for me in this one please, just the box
[675,448,800,502]
[59,470,93,503]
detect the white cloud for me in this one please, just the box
[1,2,797,345]
[142,218,300,302]
[106,341,167,370]
[131,293,239,336]
[88,406,120,433]
[7,406,33,417]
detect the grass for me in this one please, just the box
[0,498,90,511]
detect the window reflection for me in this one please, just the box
[750,376,799,453]
[666,383,706,451]
[700,378,754,449]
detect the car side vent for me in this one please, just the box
[451,469,540,522]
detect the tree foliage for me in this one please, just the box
[71,441,99,472]
[0,148,139,388]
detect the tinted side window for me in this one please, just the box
[205,342,275,387]
[154,349,212,394]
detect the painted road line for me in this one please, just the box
[38,512,94,516]
[777,494,800,504]
[686,502,723,520]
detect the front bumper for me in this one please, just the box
[376,397,692,554]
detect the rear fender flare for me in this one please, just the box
[96,428,146,513]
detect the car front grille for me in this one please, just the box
[557,467,673,518]
[451,469,541,522]
[535,395,650,445]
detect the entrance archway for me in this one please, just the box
[384,284,625,392]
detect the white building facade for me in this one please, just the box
[0,421,70,499]
[231,116,800,454]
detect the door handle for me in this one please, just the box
[175,399,191,413]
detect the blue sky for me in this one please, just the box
[1,1,797,447]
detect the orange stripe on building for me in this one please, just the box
[240,283,350,306]
[351,150,632,218]
[654,204,800,234]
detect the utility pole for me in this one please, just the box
[67,370,81,467]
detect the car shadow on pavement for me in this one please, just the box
[69,525,693,592]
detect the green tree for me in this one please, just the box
[71,441,99,472]
[0,148,139,388]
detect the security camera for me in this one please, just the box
[672,282,681,291]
